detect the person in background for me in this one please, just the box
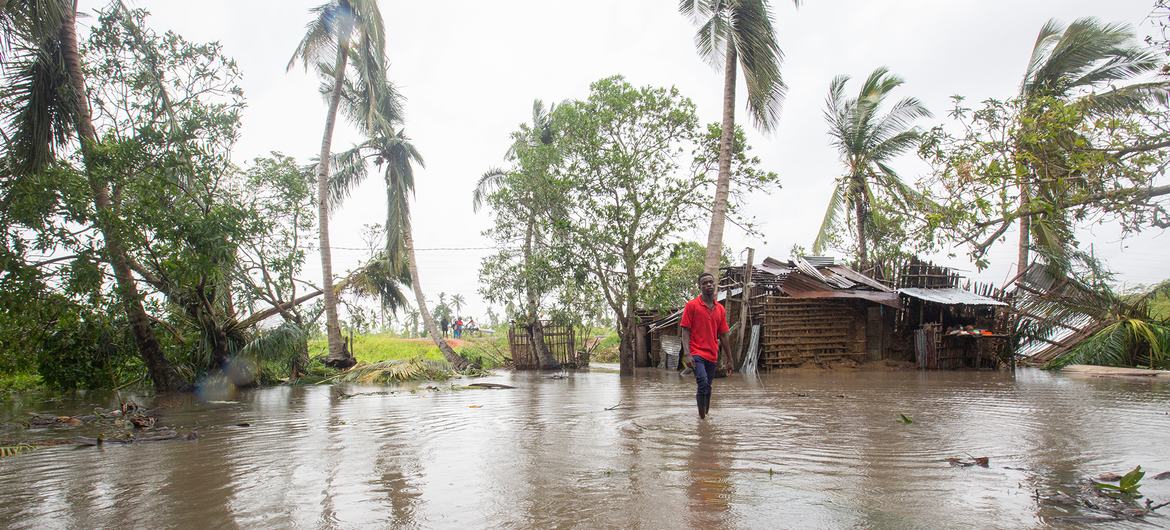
[680,272,728,420]
[454,317,464,339]
[440,316,449,338]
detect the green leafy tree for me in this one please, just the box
[640,242,730,313]
[288,0,388,368]
[1010,18,1170,272]
[552,76,778,375]
[679,0,797,274]
[0,0,184,391]
[476,100,568,369]
[814,67,932,266]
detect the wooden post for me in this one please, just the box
[736,247,754,370]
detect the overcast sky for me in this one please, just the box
[83,0,1169,323]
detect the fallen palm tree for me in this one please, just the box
[326,357,489,385]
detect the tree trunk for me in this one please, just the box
[619,263,639,376]
[523,214,559,369]
[317,34,353,368]
[704,44,738,277]
[404,213,469,370]
[60,5,184,393]
[618,313,635,377]
[854,178,868,267]
[1017,175,1031,276]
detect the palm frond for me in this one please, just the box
[287,4,340,72]
[733,0,786,131]
[236,322,308,364]
[473,167,507,213]
[332,357,454,383]
[1076,81,1170,116]
[0,31,74,176]
[0,444,36,458]
[325,142,371,209]
[812,178,846,254]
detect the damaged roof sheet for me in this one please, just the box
[899,287,1007,306]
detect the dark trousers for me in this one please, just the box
[692,356,716,398]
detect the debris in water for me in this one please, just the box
[185,430,199,440]
[1098,472,1124,482]
[897,413,913,424]
[468,405,483,409]
[466,383,516,389]
[235,423,251,427]
[947,456,990,467]
[1152,471,1170,480]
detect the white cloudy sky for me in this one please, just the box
[82,0,1169,322]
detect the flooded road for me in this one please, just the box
[2,366,1169,529]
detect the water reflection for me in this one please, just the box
[1,368,1169,528]
[686,421,732,529]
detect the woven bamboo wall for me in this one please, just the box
[759,296,866,369]
[509,321,577,369]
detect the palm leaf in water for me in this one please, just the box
[0,444,35,458]
[333,357,454,383]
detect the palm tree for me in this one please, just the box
[331,123,470,369]
[451,294,466,317]
[405,307,420,337]
[1013,18,1168,273]
[1,0,184,391]
[474,99,562,370]
[679,0,797,274]
[288,0,386,368]
[814,67,932,266]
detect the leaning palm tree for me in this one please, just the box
[1,0,184,391]
[814,67,932,266]
[679,0,797,274]
[1013,18,1169,273]
[288,0,387,368]
[331,129,470,370]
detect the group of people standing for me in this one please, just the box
[439,316,477,338]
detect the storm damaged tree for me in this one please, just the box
[288,0,388,368]
[1,0,187,391]
[552,76,778,376]
[918,18,1170,277]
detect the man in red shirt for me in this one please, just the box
[680,272,728,419]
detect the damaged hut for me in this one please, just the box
[643,256,902,371]
[877,259,1013,370]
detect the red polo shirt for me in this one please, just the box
[680,296,728,363]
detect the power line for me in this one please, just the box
[297,245,503,251]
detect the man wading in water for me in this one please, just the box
[681,272,728,419]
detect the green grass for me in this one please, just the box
[309,333,451,363]
[1151,291,1170,321]
[593,330,621,363]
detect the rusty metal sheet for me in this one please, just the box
[781,272,902,309]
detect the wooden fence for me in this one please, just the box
[508,320,580,369]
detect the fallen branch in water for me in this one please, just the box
[605,400,625,411]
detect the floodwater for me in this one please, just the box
[2,366,1169,529]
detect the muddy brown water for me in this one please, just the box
[1,366,1169,529]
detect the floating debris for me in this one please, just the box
[897,413,914,424]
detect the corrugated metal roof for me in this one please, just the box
[783,272,902,308]
[804,256,836,267]
[899,287,1007,306]
[824,265,894,292]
